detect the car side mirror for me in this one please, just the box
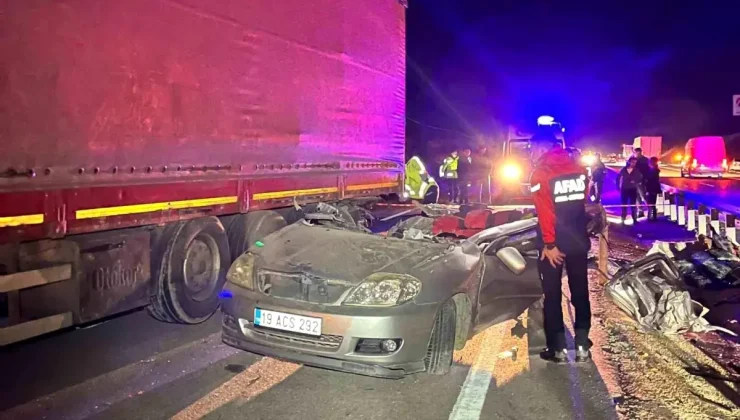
[496,246,527,275]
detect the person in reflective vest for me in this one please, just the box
[439,150,460,203]
[529,132,592,364]
[404,156,439,203]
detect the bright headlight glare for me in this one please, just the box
[343,273,422,306]
[502,163,521,180]
[227,252,255,289]
[582,155,595,166]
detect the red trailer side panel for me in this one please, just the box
[0,0,406,189]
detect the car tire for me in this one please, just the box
[425,299,456,375]
[149,217,230,324]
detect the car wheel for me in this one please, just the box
[149,217,230,324]
[425,299,456,375]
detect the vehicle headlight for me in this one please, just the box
[581,155,595,166]
[227,252,255,289]
[501,163,522,180]
[342,273,422,306]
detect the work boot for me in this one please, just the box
[575,345,592,363]
[540,348,567,363]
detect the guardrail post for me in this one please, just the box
[710,208,721,234]
[598,205,609,285]
[670,193,678,222]
[698,204,708,236]
[726,214,737,244]
[677,194,686,226]
[656,192,664,214]
[663,192,671,215]
[687,200,696,231]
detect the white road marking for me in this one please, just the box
[3,333,239,420]
[700,183,716,188]
[448,322,507,420]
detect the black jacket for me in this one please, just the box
[591,161,607,182]
[635,156,650,181]
[617,167,643,191]
[457,156,474,180]
[644,167,662,194]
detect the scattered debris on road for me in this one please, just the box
[589,232,740,419]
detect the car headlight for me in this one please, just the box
[501,163,522,180]
[227,252,255,289]
[342,273,422,306]
[581,155,595,166]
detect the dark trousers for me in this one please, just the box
[620,188,638,221]
[591,181,604,203]
[646,191,659,220]
[538,252,592,350]
[448,178,459,203]
[459,179,470,204]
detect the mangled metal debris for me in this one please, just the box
[606,229,739,336]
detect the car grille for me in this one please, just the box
[223,314,343,351]
[256,269,351,304]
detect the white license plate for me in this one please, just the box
[253,308,322,336]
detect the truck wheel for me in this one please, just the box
[425,299,456,375]
[226,211,287,261]
[149,217,230,324]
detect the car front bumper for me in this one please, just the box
[220,285,440,379]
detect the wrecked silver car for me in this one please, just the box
[220,205,543,378]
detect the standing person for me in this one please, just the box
[616,157,643,224]
[529,132,592,363]
[644,157,662,221]
[473,147,492,203]
[590,153,607,203]
[439,150,459,203]
[633,148,650,216]
[457,149,473,204]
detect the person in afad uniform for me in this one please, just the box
[528,132,593,363]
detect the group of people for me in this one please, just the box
[438,147,493,204]
[615,147,662,224]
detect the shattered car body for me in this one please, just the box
[221,208,544,378]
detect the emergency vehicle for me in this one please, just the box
[495,116,566,202]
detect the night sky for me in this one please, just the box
[406,1,740,155]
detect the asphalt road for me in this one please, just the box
[0,302,617,420]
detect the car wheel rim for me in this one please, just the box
[183,234,221,302]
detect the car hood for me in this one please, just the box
[250,222,478,285]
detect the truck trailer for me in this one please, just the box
[633,136,662,160]
[0,0,407,345]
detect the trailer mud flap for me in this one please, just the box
[73,230,151,323]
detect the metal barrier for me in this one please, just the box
[655,190,738,244]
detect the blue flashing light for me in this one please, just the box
[219,289,233,299]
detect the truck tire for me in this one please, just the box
[226,211,287,261]
[149,217,230,324]
[424,299,456,375]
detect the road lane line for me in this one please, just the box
[2,333,239,420]
[449,321,508,420]
[171,357,301,419]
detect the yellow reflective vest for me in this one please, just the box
[439,155,459,179]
